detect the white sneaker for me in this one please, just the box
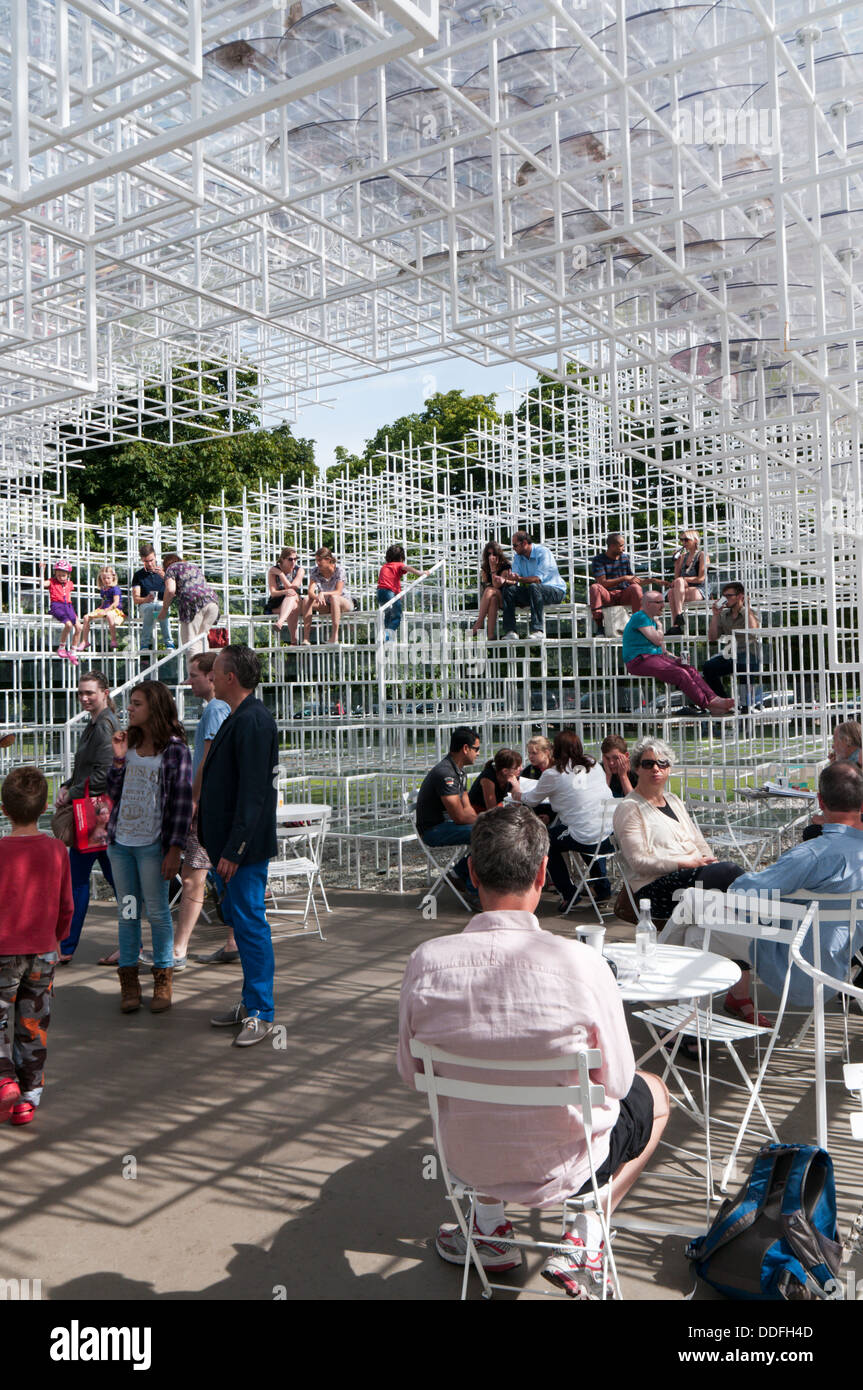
[529,630,546,642]
[541,1214,612,1298]
[435,1218,522,1271]
[503,632,520,643]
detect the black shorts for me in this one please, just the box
[576,1074,654,1194]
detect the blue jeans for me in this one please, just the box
[107,840,174,968]
[213,860,274,1020]
[62,845,116,956]
[377,587,402,633]
[140,598,174,651]
[501,584,565,634]
[421,821,474,886]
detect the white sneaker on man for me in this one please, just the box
[503,632,520,643]
[435,1218,522,1271]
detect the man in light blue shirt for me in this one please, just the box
[733,762,863,1007]
[501,531,566,642]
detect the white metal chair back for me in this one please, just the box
[409,1038,620,1300]
[268,807,332,941]
[403,791,474,914]
[770,889,863,1083]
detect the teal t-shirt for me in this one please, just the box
[622,610,662,663]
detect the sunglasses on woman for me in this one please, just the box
[639,758,671,770]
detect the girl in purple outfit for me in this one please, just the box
[39,560,82,663]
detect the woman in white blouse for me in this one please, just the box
[514,729,613,907]
[612,736,743,921]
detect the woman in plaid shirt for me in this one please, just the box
[105,681,193,1016]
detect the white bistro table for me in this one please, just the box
[604,943,742,1226]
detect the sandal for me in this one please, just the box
[660,1030,705,1062]
[10,1101,36,1126]
[724,991,770,1029]
[97,950,120,966]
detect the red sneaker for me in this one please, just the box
[0,1078,21,1123]
[10,1101,35,1126]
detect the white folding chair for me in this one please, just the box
[410,1038,621,1300]
[267,809,331,941]
[404,793,474,913]
[636,891,815,1191]
[560,800,619,923]
[781,892,863,1064]
[686,791,767,871]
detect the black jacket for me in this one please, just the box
[198,692,279,866]
[64,707,120,798]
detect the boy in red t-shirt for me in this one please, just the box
[376,545,427,641]
[0,766,73,1125]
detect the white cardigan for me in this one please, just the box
[612,790,712,893]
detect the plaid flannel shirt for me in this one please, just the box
[105,737,194,851]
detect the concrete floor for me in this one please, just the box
[2,890,862,1302]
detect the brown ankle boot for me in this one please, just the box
[150,966,173,1013]
[118,965,141,1013]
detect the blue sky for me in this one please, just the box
[291,356,549,471]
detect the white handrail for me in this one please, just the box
[60,637,201,778]
[375,557,445,616]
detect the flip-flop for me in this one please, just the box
[98,949,145,966]
[195,946,241,964]
[10,1101,35,1126]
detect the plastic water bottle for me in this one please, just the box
[635,899,657,972]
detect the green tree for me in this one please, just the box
[329,389,500,492]
[63,362,316,520]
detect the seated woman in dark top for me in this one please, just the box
[468,748,523,812]
[471,540,512,640]
[601,733,632,798]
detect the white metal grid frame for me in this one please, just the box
[0,0,857,460]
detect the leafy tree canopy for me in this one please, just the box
[63,362,315,521]
[329,388,500,491]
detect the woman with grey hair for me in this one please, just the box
[612,737,743,923]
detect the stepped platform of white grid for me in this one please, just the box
[1,371,853,887]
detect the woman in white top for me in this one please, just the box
[613,736,761,1027]
[612,737,743,920]
[515,729,613,906]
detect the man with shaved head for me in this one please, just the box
[622,591,734,716]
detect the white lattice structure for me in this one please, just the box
[0,0,861,881]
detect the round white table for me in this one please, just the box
[604,942,741,1002]
[277,803,330,822]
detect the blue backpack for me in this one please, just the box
[687,1144,842,1300]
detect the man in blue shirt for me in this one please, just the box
[622,592,734,715]
[501,532,566,642]
[733,762,863,1007]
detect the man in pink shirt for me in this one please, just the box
[398,803,668,1296]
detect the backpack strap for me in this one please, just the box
[687,1146,779,1262]
[780,1147,841,1294]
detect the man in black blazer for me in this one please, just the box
[199,644,279,1047]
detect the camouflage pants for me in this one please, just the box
[0,953,57,1104]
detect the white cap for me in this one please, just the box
[639,899,651,911]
